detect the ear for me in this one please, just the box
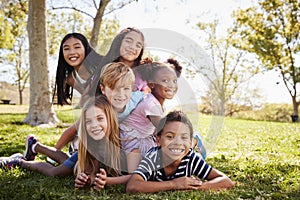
[148,82,155,89]
[100,84,105,94]
[156,135,161,146]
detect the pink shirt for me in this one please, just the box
[120,93,163,138]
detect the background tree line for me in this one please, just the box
[0,0,298,125]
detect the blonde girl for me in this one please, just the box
[75,95,125,189]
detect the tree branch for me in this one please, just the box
[50,6,94,19]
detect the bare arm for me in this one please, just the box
[199,168,234,191]
[105,175,131,186]
[93,169,131,191]
[148,115,161,128]
[126,174,203,193]
[55,121,79,150]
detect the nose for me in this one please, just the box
[128,44,135,51]
[172,136,182,145]
[69,47,75,54]
[115,88,126,97]
[90,119,98,128]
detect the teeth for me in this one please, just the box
[170,149,183,153]
[92,129,103,135]
[115,99,125,102]
[69,57,77,61]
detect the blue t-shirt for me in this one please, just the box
[118,90,144,123]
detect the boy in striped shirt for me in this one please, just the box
[126,110,234,193]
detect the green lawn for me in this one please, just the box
[0,107,299,199]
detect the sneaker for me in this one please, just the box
[194,133,207,160]
[0,153,23,169]
[24,134,38,161]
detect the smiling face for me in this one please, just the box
[101,79,133,113]
[63,37,85,71]
[157,121,192,163]
[85,106,107,141]
[151,67,178,104]
[119,31,143,67]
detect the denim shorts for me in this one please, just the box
[63,151,78,170]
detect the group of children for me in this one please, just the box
[0,27,234,193]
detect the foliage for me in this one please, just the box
[195,20,263,116]
[232,0,300,116]
[232,103,294,122]
[49,0,135,48]
[0,107,299,199]
[0,0,29,105]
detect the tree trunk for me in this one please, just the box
[89,0,110,48]
[291,96,299,122]
[24,0,59,126]
[18,84,23,105]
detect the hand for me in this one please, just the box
[93,168,107,191]
[172,176,202,190]
[75,172,90,188]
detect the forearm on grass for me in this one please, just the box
[199,169,234,191]
[126,174,181,193]
[200,176,234,191]
[106,175,131,186]
[55,122,78,150]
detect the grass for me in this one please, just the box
[0,105,299,199]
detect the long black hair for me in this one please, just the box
[54,33,92,105]
[88,27,145,97]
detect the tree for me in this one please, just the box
[0,0,29,105]
[49,0,136,48]
[233,0,300,121]
[195,20,261,116]
[24,0,59,126]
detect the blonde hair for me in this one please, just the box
[74,95,121,176]
[100,62,135,89]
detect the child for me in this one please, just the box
[89,27,150,98]
[74,95,131,190]
[119,59,182,172]
[53,32,102,156]
[0,62,143,176]
[56,27,149,152]
[54,32,102,105]
[126,111,234,193]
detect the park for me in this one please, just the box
[0,0,299,199]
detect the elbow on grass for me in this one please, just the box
[126,183,139,194]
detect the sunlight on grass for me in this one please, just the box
[0,107,299,199]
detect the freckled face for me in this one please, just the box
[157,121,192,162]
[119,31,143,66]
[85,106,107,141]
[63,37,85,70]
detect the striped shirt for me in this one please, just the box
[134,147,212,181]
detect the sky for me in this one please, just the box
[110,0,291,104]
[0,0,293,104]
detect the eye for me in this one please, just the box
[97,116,104,121]
[85,120,91,125]
[182,136,189,140]
[63,47,69,51]
[125,38,133,44]
[162,79,168,83]
[173,80,177,84]
[166,134,174,139]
